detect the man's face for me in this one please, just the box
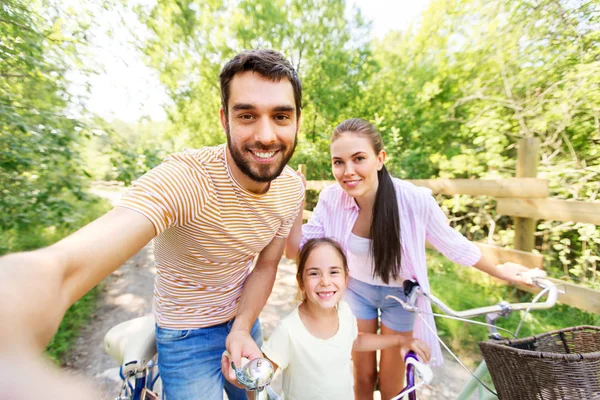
[221,71,299,183]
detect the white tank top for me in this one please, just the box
[346,232,409,287]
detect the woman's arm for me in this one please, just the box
[472,245,531,284]
[352,333,430,362]
[284,196,305,259]
[425,195,531,284]
[285,177,331,260]
[284,170,306,260]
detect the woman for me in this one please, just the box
[286,118,531,400]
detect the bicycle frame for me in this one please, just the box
[117,358,161,400]
[399,352,417,400]
[391,351,433,400]
[387,276,559,399]
[455,361,497,400]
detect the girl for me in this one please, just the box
[285,118,532,400]
[259,237,429,400]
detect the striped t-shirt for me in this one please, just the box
[117,144,304,329]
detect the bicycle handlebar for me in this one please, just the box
[392,277,559,319]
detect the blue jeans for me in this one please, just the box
[156,319,263,400]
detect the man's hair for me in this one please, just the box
[219,49,302,119]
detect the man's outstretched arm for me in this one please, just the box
[0,206,155,352]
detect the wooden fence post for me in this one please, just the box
[514,137,540,252]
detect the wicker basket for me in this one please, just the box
[479,325,600,400]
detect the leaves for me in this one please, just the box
[0,0,93,233]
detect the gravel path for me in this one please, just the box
[64,188,475,399]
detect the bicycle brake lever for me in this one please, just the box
[405,357,433,384]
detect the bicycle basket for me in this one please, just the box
[479,325,600,400]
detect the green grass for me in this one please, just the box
[1,194,112,364]
[427,251,600,364]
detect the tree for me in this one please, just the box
[135,0,375,178]
[0,0,105,251]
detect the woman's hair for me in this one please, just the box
[296,238,348,301]
[332,118,402,284]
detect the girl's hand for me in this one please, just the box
[401,337,431,364]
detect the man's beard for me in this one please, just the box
[226,126,297,183]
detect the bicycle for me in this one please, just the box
[104,315,162,400]
[104,316,283,400]
[388,273,566,399]
[104,317,278,400]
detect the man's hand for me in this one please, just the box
[1,352,101,399]
[221,330,263,389]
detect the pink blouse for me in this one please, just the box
[301,178,482,366]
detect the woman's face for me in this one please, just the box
[330,132,385,201]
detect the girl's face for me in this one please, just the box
[331,133,385,201]
[300,244,347,310]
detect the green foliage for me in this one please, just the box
[360,0,600,286]
[0,0,93,233]
[428,251,600,362]
[0,0,116,364]
[0,195,112,255]
[135,0,375,174]
[91,119,173,185]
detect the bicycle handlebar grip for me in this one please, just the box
[403,279,420,298]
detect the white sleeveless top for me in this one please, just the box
[346,232,410,287]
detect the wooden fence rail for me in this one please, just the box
[497,198,600,225]
[306,178,548,197]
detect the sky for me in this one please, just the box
[80,0,431,123]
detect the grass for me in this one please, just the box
[1,194,112,364]
[427,250,600,365]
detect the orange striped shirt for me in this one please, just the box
[117,144,304,329]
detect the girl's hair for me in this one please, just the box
[332,118,402,284]
[296,238,349,301]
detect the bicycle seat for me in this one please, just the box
[104,315,156,375]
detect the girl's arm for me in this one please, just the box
[352,333,430,363]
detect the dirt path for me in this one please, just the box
[64,188,474,399]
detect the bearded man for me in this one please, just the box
[0,49,304,400]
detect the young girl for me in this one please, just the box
[259,237,429,400]
[285,118,532,400]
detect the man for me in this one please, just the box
[0,49,304,399]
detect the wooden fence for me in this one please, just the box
[298,138,600,314]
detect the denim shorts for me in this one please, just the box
[156,318,262,400]
[344,277,416,332]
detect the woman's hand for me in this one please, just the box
[495,262,539,285]
[296,166,307,188]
